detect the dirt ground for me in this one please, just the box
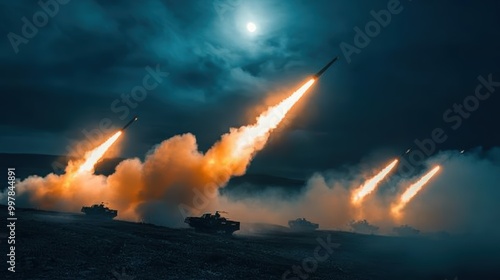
[1,206,498,280]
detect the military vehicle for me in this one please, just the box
[349,219,379,234]
[393,224,420,237]
[288,218,319,231]
[81,202,117,219]
[184,211,240,235]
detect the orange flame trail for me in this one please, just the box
[391,165,441,218]
[204,78,317,180]
[233,78,316,154]
[76,131,123,175]
[351,159,398,205]
[13,77,320,219]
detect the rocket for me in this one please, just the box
[400,148,412,158]
[314,56,339,78]
[122,116,138,131]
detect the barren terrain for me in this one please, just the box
[2,206,498,279]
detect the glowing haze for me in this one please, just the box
[391,165,441,218]
[13,78,319,226]
[233,78,315,155]
[76,131,123,175]
[351,159,398,205]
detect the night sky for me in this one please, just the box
[1,0,499,179]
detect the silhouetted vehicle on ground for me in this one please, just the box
[393,225,420,237]
[288,218,319,231]
[349,219,379,234]
[81,203,117,219]
[184,211,240,235]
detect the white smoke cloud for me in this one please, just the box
[215,147,500,236]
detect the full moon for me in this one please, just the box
[246,22,257,33]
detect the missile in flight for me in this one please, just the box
[122,116,138,131]
[400,148,412,158]
[314,56,339,78]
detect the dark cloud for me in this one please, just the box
[1,0,499,176]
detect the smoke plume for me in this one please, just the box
[215,147,500,236]
[11,79,318,227]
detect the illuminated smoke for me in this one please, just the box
[204,78,316,176]
[13,78,318,226]
[351,159,398,205]
[391,165,441,218]
[232,79,315,155]
[76,131,123,175]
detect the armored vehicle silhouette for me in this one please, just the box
[184,211,240,235]
[81,203,117,219]
[349,219,379,234]
[288,218,319,231]
[393,224,420,236]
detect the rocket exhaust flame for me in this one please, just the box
[203,78,318,183]
[351,159,398,205]
[12,68,332,225]
[391,165,441,217]
[76,131,123,175]
[233,78,316,155]
[225,57,337,157]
